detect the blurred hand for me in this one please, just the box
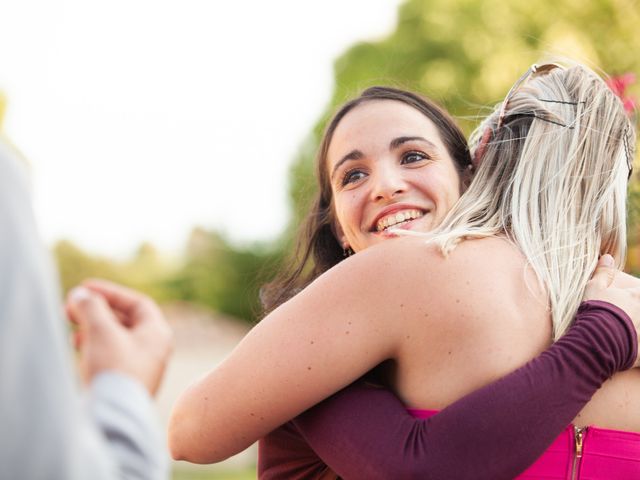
[583,254,640,367]
[66,279,173,396]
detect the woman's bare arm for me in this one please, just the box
[167,238,465,463]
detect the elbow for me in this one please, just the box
[168,404,232,464]
[167,427,187,462]
[168,409,194,462]
[168,406,208,463]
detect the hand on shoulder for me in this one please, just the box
[584,255,640,367]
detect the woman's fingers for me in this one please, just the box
[82,278,156,323]
[66,286,122,336]
[588,254,617,289]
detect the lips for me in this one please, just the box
[371,206,427,232]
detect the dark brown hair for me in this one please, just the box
[260,86,472,314]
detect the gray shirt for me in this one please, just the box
[0,138,168,480]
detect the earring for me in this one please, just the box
[343,247,354,257]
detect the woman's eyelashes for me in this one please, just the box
[339,150,432,187]
[341,168,367,186]
[401,150,431,165]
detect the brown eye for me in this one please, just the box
[342,169,367,186]
[401,151,429,165]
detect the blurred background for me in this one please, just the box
[1,0,639,478]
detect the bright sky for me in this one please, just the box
[0,0,401,257]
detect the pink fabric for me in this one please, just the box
[408,409,640,479]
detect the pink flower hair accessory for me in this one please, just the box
[606,73,637,115]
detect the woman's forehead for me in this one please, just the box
[327,100,444,167]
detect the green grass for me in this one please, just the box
[172,466,256,480]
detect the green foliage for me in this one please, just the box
[54,240,175,301]
[167,228,283,323]
[54,229,284,324]
[286,0,640,232]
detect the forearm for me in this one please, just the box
[289,301,636,480]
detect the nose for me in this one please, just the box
[370,164,407,201]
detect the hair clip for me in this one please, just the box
[538,99,587,105]
[623,126,634,180]
[512,113,575,129]
[497,64,561,129]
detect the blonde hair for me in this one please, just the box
[421,63,636,339]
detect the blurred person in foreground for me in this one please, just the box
[0,136,172,480]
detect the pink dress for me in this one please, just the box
[409,409,640,479]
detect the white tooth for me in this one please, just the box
[395,213,404,223]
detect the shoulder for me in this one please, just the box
[311,235,534,325]
[357,236,544,334]
[614,271,640,289]
[329,235,529,301]
[294,235,547,336]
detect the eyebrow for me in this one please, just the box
[390,136,438,150]
[331,150,364,181]
[331,136,438,181]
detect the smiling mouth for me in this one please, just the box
[375,209,425,232]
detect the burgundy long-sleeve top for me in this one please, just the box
[258,300,637,480]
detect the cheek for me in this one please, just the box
[417,171,461,216]
[334,192,367,241]
[433,168,462,201]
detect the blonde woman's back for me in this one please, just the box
[376,235,640,433]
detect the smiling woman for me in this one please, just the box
[328,99,464,252]
[261,87,472,312]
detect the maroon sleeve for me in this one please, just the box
[259,300,637,480]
